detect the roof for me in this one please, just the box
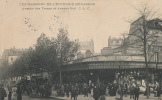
[1,48,28,58]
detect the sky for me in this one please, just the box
[0,0,162,56]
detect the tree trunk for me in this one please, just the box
[143,15,149,99]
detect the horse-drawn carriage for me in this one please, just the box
[29,76,52,97]
[18,75,52,97]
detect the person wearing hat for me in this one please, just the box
[93,85,99,100]
[0,84,7,100]
[134,85,140,100]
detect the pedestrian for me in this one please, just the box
[71,86,78,100]
[7,85,12,100]
[116,84,123,100]
[83,83,88,97]
[60,85,64,97]
[134,85,140,100]
[0,84,7,100]
[99,85,106,100]
[157,86,161,99]
[16,84,22,100]
[116,86,121,99]
[144,86,150,96]
[93,85,99,100]
[65,84,70,97]
[12,85,17,100]
[130,85,135,99]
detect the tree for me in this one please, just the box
[123,5,162,98]
[8,34,57,77]
[0,58,10,79]
[30,33,57,74]
[54,28,79,84]
[1,27,79,84]
[9,48,34,77]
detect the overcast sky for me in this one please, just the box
[0,0,162,56]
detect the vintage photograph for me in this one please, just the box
[0,0,162,100]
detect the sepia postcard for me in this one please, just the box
[1,0,162,100]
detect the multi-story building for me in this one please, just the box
[60,16,162,84]
[108,36,123,49]
[100,16,162,58]
[125,16,162,62]
[75,39,94,58]
[1,48,28,65]
[101,36,124,55]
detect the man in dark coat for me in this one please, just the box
[71,86,78,100]
[64,84,70,97]
[99,85,106,100]
[134,86,140,100]
[157,86,161,99]
[16,84,22,100]
[130,85,135,99]
[0,84,7,100]
[83,83,88,97]
[93,85,99,100]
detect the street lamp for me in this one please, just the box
[57,40,63,85]
[154,35,159,84]
[118,62,123,100]
[154,35,159,69]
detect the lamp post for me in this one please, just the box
[58,39,63,85]
[118,62,123,100]
[60,48,63,85]
[154,35,159,83]
[154,35,159,69]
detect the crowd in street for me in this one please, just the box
[0,83,22,100]
[0,80,162,100]
[53,81,161,100]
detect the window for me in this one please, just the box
[154,52,158,62]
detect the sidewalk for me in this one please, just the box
[52,93,161,100]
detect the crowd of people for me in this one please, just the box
[53,81,162,100]
[53,82,139,100]
[0,78,52,100]
[0,83,22,100]
[0,79,162,100]
[54,82,108,100]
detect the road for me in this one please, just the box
[3,93,161,100]
[4,95,65,100]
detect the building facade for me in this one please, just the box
[101,36,124,55]
[75,39,94,59]
[61,16,162,85]
[108,36,123,49]
[125,16,162,62]
[1,48,28,65]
